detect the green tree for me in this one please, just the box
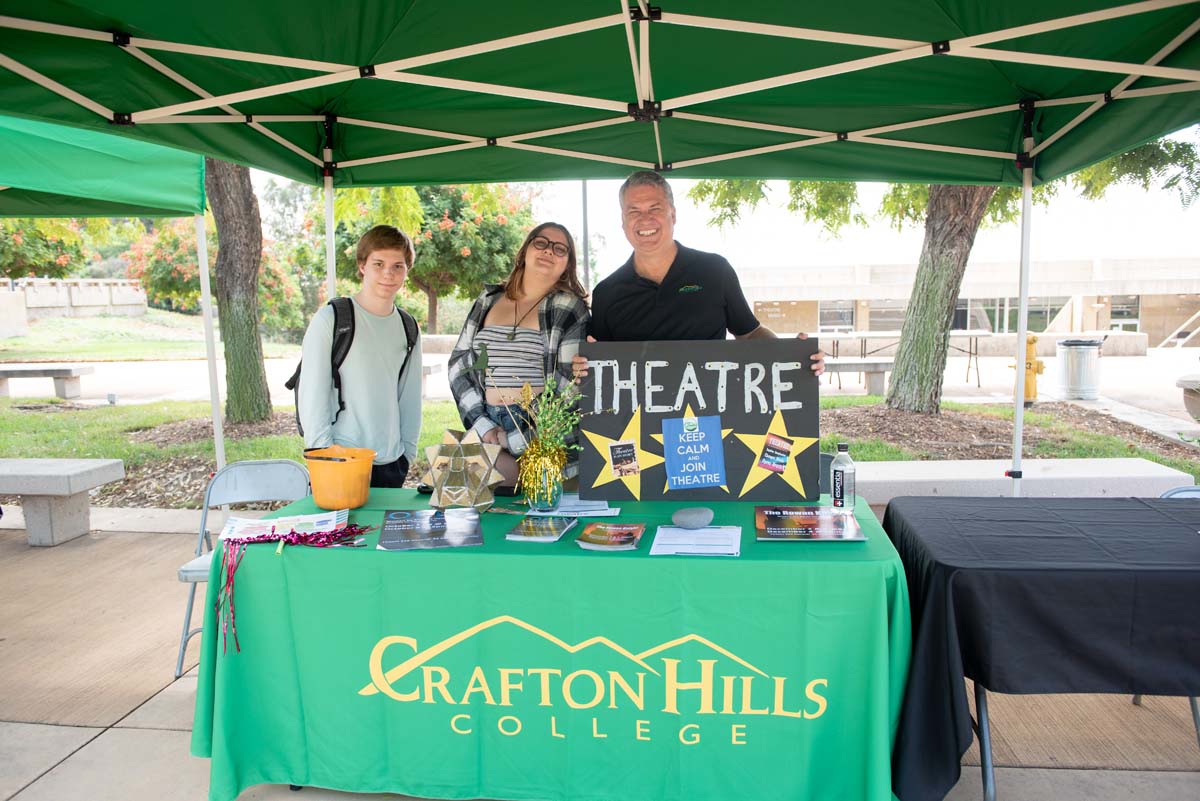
[409,184,534,332]
[123,217,304,337]
[0,217,142,281]
[266,182,534,333]
[689,134,1198,414]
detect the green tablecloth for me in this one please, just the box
[191,490,911,801]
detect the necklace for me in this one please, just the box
[509,294,548,340]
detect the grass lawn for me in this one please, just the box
[1,396,1193,485]
[0,398,464,467]
[0,309,299,362]
[944,401,1200,482]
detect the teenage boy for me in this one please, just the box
[297,225,422,487]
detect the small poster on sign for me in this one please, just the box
[608,440,640,477]
[662,414,727,491]
[757,433,793,474]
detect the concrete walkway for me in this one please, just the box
[2,517,1198,801]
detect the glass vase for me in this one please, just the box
[526,467,563,512]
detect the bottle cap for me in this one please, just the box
[837,443,849,452]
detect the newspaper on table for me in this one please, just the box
[219,509,349,540]
[649,526,742,557]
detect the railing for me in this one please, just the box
[1157,309,1200,348]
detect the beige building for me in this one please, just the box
[744,257,1200,348]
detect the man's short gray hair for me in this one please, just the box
[619,170,674,208]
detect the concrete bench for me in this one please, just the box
[1178,374,1200,423]
[421,362,444,399]
[0,365,94,399]
[825,357,895,395]
[856,457,1193,512]
[0,458,124,546]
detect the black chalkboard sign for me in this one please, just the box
[577,339,820,502]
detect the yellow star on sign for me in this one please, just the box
[582,407,664,500]
[651,404,733,494]
[734,410,819,498]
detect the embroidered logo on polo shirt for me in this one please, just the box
[677,284,702,293]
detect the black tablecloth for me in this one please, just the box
[883,496,1200,801]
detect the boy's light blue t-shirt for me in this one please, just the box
[297,298,422,464]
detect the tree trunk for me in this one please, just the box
[427,290,438,335]
[409,276,437,334]
[205,158,271,423]
[886,184,997,414]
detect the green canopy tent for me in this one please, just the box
[1,0,1197,496]
[0,115,225,467]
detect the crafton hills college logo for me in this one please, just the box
[358,615,829,744]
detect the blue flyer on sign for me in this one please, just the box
[662,414,727,491]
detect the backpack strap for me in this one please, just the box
[396,308,419,388]
[329,296,356,422]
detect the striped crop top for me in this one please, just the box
[475,326,547,388]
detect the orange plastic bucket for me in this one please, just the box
[304,445,375,510]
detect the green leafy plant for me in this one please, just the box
[516,379,583,453]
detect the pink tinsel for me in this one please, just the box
[217,523,372,654]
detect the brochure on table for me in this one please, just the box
[507,516,577,542]
[220,508,348,539]
[575,522,645,551]
[377,508,483,550]
[754,506,866,542]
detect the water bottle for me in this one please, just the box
[830,443,856,509]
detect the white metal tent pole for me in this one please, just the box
[581,180,590,288]
[324,118,337,302]
[195,214,226,470]
[1010,134,1035,498]
[324,173,336,301]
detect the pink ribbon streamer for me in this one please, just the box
[216,523,373,654]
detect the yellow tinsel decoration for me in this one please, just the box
[517,439,567,506]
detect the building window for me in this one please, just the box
[818,300,854,332]
[1109,294,1140,331]
[953,299,997,331]
[868,299,906,331]
[1008,296,1070,332]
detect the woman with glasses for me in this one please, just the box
[448,222,589,487]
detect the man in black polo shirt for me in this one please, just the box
[578,171,824,373]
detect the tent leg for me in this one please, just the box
[1009,159,1033,498]
[581,179,590,288]
[195,214,226,470]
[324,173,336,301]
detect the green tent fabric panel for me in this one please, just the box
[0,1,1196,187]
[1036,89,1200,182]
[0,187,197,217]
[0,115,205,215]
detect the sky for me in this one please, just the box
[252,128,1199,284]
[529,176,1200,286]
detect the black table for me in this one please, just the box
[883,496,1200,801]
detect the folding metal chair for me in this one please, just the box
[1131,484,1200,751]
[174,459,309,678]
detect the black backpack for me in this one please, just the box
[286,296,420,436]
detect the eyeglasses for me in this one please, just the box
[529,236,569,258]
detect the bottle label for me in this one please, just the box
[832,468,844,506]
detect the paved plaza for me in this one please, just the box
[1,346,1197,800]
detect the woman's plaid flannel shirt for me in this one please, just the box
[448,285,589,473]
